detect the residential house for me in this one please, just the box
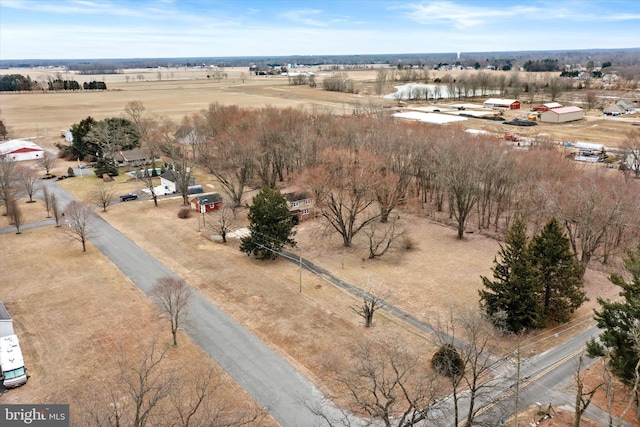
[160,170,196,194]
[115,148,157,167]
[284,191,314,223]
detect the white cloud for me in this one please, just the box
[279,9,327,27]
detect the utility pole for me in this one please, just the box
[299,247,302,293]
[514,343,521,427]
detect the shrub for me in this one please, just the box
[403,235,418,250]
[67,167,75,177]
[177,207,192,219]
[431,343,464,378]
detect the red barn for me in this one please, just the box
[483,98,521,110]
[533,102,563,112]
[190,193,223,213]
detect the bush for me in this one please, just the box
[67,167,75,177]
[403,235,418,250]
[431,344,464,378]
[177,207,192,219]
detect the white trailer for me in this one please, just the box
[0,302,14,337]
[0,334,28,388]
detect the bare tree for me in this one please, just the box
[42,185,52,218]
[158,118,195,205]
[63,201,94,252]
[0,157,18,216]
[623,129,640,178]
[90,183,117,212]
[374,67,388,96]
[38,151,58,175]
[50,193,61,227]
[125,101,163,207]
[168,364,268,427]
[74,336,268,427]
[150,277,192,346]
[352,280,391,328]
[547,77,564,102]
[430,307,505,427]
[205,203,236,243]
[19,166,39,203]
[583,91,598,111]
[306,148,380,247]
[197,115,256,213]
[8,195,23,234]
[573,353,603,427]
[435,134,484,239]
[121,336,173,427]
[552,170,637,276]
[314,336,443,426]
[364,217,406,260]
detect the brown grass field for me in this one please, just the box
[1,67,638,425]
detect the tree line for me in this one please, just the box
[0,74,107,91]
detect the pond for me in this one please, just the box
[384,83,498,101]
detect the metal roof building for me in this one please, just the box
[540,106,584,123]
[0,139,44,161]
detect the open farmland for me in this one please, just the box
[1,67,638,425]
[1,66,637,149]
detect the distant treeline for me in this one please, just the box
[1,48,638,70]
[0,74,107,91]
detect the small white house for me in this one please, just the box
[0,139,45,161]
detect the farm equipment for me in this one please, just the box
[504,133,519,142]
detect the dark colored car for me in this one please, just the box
[120,193,138,202]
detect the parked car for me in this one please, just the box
[120,193,138,202]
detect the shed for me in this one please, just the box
[190,193,223,213]
[483,98,521,110]
[0,139,44,162]
[540,106,584,123]
[533,102,563,112]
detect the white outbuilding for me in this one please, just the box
[0,139,45,161]
[540,106,584,123]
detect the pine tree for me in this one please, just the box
[587,243,640,384]
[479,218,540,333]
[529,217,586,324]
[240,186,296,260]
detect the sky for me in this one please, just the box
[1,0,639,60]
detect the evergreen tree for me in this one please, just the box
[587,243,640,384]
[69,116,97,160]
[93,157,118,177]
[479,218,540,333]
[529,217,586,324]
[240,187,296,260]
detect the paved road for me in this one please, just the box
[12,181,343,426]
